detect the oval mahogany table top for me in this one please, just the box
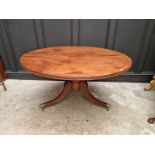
[20,46,132,81]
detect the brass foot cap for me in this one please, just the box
[106,104,111,111]
[39,104,45,111]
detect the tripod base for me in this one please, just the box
[39,81,111,111]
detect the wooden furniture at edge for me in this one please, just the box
[0,58,7,91]
[145,75,155,124]
[20,46,132,111]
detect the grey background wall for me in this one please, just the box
[0,19,155,82]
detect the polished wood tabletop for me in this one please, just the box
[20,46,132,81]
[20,46,132,111]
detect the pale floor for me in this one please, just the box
[0,80,155,134]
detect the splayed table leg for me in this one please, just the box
[80,81,111,111]
[39,81,72,111]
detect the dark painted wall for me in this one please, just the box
[0,19,155,82]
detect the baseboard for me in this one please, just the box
[5,70,154,82]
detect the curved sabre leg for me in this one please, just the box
[80,81,111,111]
[39,81,72,111]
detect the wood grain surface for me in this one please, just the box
[20,46,132,80]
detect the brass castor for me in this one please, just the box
[39,104,45,111]
[106,104,111,111]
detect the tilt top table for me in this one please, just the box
[20,46,132,111]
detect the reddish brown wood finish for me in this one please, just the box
[39,81,111,111]
[20,46,132,81]
[40,81,72,110]
[20,46,132,110]
[72,81,80,91]
[80,81,111,110]
[0,59,7,80]
[0,58,7,91]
